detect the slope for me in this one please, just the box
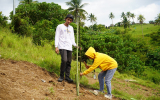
[0,59,118,100]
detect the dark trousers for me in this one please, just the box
[59,49,72,78]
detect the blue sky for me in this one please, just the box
[0,0,160,26]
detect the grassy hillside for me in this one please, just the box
[121,24,159,47]
[128,24,159,36]
[0,27,160,100]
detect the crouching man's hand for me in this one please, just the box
[75,46,82,50]
[80,73,83,76]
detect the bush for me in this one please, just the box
[33,20,54,45]
[11,14,33,36]
[75,31,146,75]
[149,20,154,24]
[145,47,160,70]
[150,28,160,45]
[113,28,125,35]
[89,24,106,31]
[141,67,160,84]
[0,11,8,27]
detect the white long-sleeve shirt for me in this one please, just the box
[55,24,77,51]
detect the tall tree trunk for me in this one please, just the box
[128,18,130,29]
[92,21,93,30]
[112,19,113,28]
[141,24,144,38]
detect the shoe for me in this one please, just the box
[58,77,64,82]
[93,90,104,95]
[65,77,73,83]
[104,94,112,99]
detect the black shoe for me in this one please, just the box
[58,77,64,82]
[65,77,73,83]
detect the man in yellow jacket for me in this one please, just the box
[80,47,118,99]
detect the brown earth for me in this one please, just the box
[86,70,160,99]
[0,59,159,100]
[0,59,119,100]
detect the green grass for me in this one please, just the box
[115,24,160,48]
[112,89,135,100]
[0,26,160,100]
[0,27,60,68]
[49,87,55,94]
[114,71,160,90]
[128,24,159,36]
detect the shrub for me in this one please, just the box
[75,31,145,75]
[145,47,160,70]
[33,20,54,45]
[150,28,160,45]
[11,14,33,36]
[0,11,8,27]
[113,28,125,34]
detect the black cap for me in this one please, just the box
[65,14,74,21]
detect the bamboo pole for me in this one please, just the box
[13,0,15,15]
[76,15,79,96]
[79,17,81,72]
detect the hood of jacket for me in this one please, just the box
[85,47,96,59]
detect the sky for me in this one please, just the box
[0,0,160,27]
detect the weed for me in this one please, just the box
[49,87,54,94]
[135,94,145,100]
[130,84,140,90]
[44,97,49,100]
[146,96,160,100]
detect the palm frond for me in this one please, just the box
[79,3,88,8]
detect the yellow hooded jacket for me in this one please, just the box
[83,47,118,75]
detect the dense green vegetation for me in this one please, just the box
[10,2,69,45]
[0,12,8,27]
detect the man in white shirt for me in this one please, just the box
[55,14,77,83]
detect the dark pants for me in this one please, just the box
[59,49,72,78]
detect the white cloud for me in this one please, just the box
[131,3,160,23]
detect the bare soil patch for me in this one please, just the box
[0,59,118,100]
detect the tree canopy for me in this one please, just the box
[66,0,88,22]
[109,12,115,27]
[137,14,145,24]
[19,0,39,5]
[88,13,97,28]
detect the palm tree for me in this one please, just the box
[156,13,160,19]
[19,0,38,4]
[66,0,88,23]
[120,12,126,28]
[126,12,131,19]
[109,12,115,27]
[126,12,131,28]
[137,14,145,38]
[131,13,136,24]
[121,12,125,18]
[122,16,129,29]
[155,13,160,25]
[88,13,97,30]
